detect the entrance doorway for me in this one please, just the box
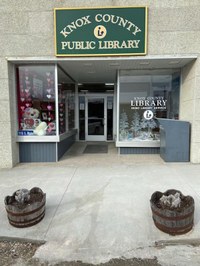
[79,95,114,142]
[86,96,106,141]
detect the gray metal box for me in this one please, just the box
[156,118,190,162]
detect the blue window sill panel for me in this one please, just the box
[16,129,77,143]
[18,129,77,162]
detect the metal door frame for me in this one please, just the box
[85,95,107,141]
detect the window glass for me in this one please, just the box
[119,70,180,142]
[79,96,85,140]
[107,96,113,140]
[58,83,75,134]
[17,65,56,136]
[57,66,75,134]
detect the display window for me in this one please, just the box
[17,65,56,136]
[118,70,180,143]
[57,67,75,134]
[16,65,76,137]
[58,83,75,134]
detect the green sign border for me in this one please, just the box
[54,6,148,57]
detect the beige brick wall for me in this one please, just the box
[0,0,200,167]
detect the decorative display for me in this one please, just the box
[34,122,48,136]
[21,107,40,130]
[119,111,129,141]
[17,65,76,137]
[17,66,56,136]
[119,110,159,141]
[59,102,65,134]
[58,83,75,134]
[119,71,181,143]
[45,72,55,100]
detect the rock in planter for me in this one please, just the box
[150,189,194,235]
[4,187,46,228]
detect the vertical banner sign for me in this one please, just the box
[54,7,147,56]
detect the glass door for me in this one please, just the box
[86,96,106,141]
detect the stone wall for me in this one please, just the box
[0,0,200,167]
[181,59,200,163]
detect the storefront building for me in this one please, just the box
[0,1,200,168]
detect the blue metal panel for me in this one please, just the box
[57,135,75,160]
[157,118,190,162]
[120,147,160,154]
[19,143,57,162]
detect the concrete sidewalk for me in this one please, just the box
[0,144,200,265]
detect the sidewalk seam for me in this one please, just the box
[43,167,78,239]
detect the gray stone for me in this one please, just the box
[190,142,200,163]
[191,121,200,142]
[182,60,197,83]
[0,122,12,142]
[0,35,54,56]
[0,0,114,12]
[180,78,195,102]
[0,79,10,100]
[0,11,29,34]
[11,141,19,166]
[149,7,200,32]
[195,77,200,99]
[194,99,200,120]
[0,58,8,79]
[173,32,200,54]
[28,12,53,36]
[0,101,11,122]
[0,142,12,168]
[179,100,194,122]
[148,32,177,55]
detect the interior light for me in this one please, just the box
[105,83,114,86]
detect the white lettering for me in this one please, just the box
[94,14,142,36]
[60,16,91,38]
[103,14,111,22]
[131,98,167,109]
[95,14,102,22]
[118,17,128,28]
[110,15,119,24]
[98,40,140,49]
[132,25,142,36]
[61,41,96,50]
[61,42,68,50]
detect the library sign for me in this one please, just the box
[131,97,167,110]
[54,7,147,56]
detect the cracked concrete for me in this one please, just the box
[0,143,200,265]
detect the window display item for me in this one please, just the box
[34,122,48,136]
[22,107,40,130]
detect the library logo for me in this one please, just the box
[94,25,107,39]
[143,110,153,120]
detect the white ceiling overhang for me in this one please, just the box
[8,55,197,83]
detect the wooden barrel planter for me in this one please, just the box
[4,187,46,228]
[150,189,194,235]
